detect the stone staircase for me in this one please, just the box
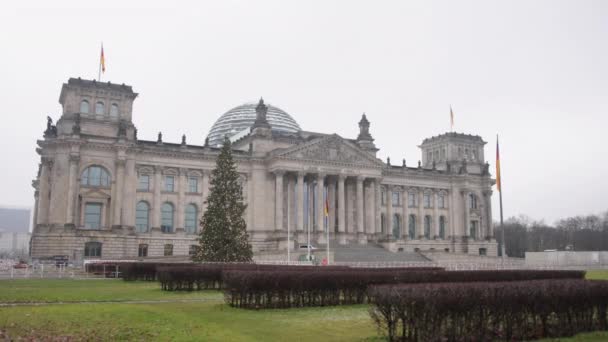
[326,243,432,263]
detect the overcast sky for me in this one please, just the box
[1,0,606,224]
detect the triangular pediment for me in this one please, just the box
[272,134,384,168]
[80,187,111,198]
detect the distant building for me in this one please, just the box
[0,207,31,255]
[30,78,497,261]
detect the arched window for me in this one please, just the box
[439,216,446,239]
[185,204,198,234]
[408,214,416,239]
[161,203,174,233]
[469,194,478,209]
[424,215,432,239]
[110,103,119,117]
[393,214,400,239]
[95,101,105,115]
[80,100,89,113]
[135,201,150,233]
[380,213,386,233]
[84,242,102,257]
[81,166,110,187]
[423,193,432,208]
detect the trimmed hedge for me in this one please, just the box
[369,279,608,341]
[156,264,442,291]
[222,270,585,309]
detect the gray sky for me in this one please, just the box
[1,0,607,224]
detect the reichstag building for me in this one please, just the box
[30,78,497,261]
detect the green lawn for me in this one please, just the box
[1,272,608,341]
[0,279,221,303]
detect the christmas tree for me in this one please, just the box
[192,137,253,262]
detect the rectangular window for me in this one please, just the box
[164,244,173,256]
[438,194,445,209]
[408,193,417,208]
[424,194,431,208]
[381,190,386,205]
[165,176,174,192]
[391,192,400,206]
[84,203,102,229]
[138,175,150,191]
[188,177,198,193]
[189,245,198,256]
[138,244,148,257]
[84,242,102,257]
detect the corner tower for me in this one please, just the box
[56,78,138,140]
[419,132,487,174]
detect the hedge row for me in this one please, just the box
[156,264,443,291]
[222,270,585,309]
[369,279,608,341]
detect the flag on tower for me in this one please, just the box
[496,135,502,192]
[100,44,106,73]
[450,106,454,131]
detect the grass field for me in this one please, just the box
[0,271,607,341]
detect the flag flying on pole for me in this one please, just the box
[100,44,106,73]
[496,135,502,192]
[450,106,454,131]
[324,198,329,217]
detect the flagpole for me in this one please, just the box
[287,192,291,265]
[499,184,505,260]
[326,214,330,265]
[497,134,506,260]
[98,42,103,82]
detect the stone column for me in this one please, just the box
[202,171,210,214]
[287,174,295,232]
[152,166,162,229]
[368,180,376,235]
[386,185,393,240]
[176,168,186,232]
[356,176,366,244]
[464,191,471,239]
[65,155,80,225]
[274,170,284,230]
[112,159,126,227]
[316,173,325,233]
[417,190,424,238]
[375,179,381,235]
[484,190,493,239]
[402,188,409,240]
[433,191,440,238]
[36,158,52,225]
[297,172,305,232]
[337,174,346,244]
[328,178,336,234]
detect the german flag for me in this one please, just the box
[100,44,106,73]
[496,135,501,192]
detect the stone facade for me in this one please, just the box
[30,78,498,261]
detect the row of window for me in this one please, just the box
[137,201,199,233]
[84,242,199,258]
[138,174,200,193]
[381,214,448,240]
[83,201,199,233]
[381,191,447,209]
[80,100,120,117]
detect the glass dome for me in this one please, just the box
[206,102,301,147]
